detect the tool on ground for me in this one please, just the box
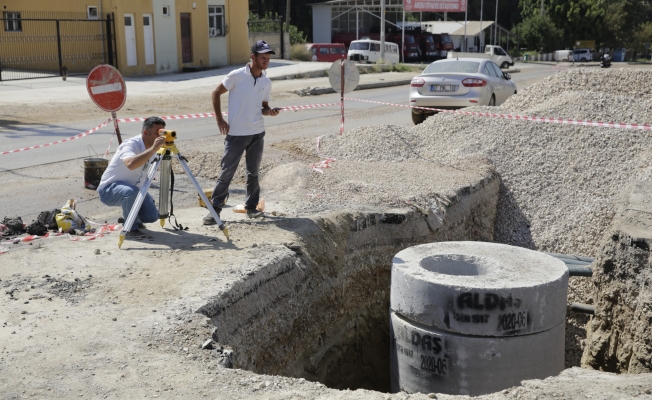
[118,129,229,248]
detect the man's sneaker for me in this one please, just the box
[125,229,146,238]
[203,212,221,225]
[246,209,264,219]
[118,217,145,230]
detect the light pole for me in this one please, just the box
[494,0,498,46]
[380,0,385,63]
[480,0,484,51]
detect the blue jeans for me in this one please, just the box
[97,182,159,231]
[210,132,265,212]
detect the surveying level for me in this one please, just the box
[117,129,229,248]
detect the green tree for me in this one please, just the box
[518,0,652,49]
[248,12,307,45]
[630,22,652,57]
[513,13,563,51]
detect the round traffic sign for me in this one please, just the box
[328,59,359,94]
[86,64,127,112]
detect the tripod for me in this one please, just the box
[118,131,229,248]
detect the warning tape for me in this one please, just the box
[344,97,652,131]
[0,222,121,254]
[0,118,113,156]
[309,157,337,173]
[115,103,341,123]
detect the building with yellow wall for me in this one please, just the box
[0,0,249,77]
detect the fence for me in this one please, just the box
[247,19,284,59]
[0,11,117,81]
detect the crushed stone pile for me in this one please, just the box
[298,68,652,257]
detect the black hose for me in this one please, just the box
[567,265,593,277]
[570,303,595,315]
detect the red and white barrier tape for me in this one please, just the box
[1,118,112,156]
[116,103,340,123]
[103,130,116,158]
[0,222,121,254]
[309,157,337,173]
[344,97,652,131]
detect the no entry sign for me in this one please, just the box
[86,64,127,112]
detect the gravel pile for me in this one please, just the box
[298,68,652,257]
[503,68,652,111]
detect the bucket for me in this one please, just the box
[84,158,108,190]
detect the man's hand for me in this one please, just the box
[217,118,230,135]
[151,136,166,150]
[269,107,281,116]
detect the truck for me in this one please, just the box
[447,45,514,69]
[432,33,454,59]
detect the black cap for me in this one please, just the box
[251,40,276,55]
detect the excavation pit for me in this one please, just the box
[196,167,502,394]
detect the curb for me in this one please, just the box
[294,79,412,96]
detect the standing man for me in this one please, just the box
[97,116,167,235]
[203,40,280,225]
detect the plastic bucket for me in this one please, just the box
[83,158,108,190]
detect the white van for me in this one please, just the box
[347,39,400,64]
[573,48,594,62]
[554,50,573,62]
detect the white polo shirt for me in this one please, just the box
[222,63,272,136]
[97,135,155,191]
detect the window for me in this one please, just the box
[87,6,98,20]
[319,47,328,54]
[488,62,503,77]
[208,5,224,37]
[370,43,380,52]
[349,42,369,51]
[3,11,21,32]
[162,6,170,16]
[493,47,506,56]
[423,61,480,74]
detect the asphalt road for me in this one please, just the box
[0,62,557,172]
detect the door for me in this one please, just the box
[124,14,137,66]
[143,14,155,65]
[180,13,192,63]
[488,62,509,104]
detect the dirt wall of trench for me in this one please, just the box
[582,180,652,373]
[197,172,499,390]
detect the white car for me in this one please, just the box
[409,58,518,124]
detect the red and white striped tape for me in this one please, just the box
[116,103,340,123]
[1,118,113,156]
[344,97,652,131]
[0,222,121,254]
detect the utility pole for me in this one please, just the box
[380,0,386,63]
[284,0,290,60]
[480,0,484,51]
[494,0,498,46]
[464,3,468,51]
[540,0,544,16]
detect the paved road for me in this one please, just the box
[0,63,556,171]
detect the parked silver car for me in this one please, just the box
[409,58,517,124]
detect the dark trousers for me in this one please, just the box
[210,132,265,212]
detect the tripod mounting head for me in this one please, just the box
[158,129,177,145]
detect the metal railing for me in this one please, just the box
[0,12,117,81]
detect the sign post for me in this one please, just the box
[328,60,359,135]
[86,64,127,144]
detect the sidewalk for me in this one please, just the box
[1,60,418,106]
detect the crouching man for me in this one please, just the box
[97,116,167,236]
